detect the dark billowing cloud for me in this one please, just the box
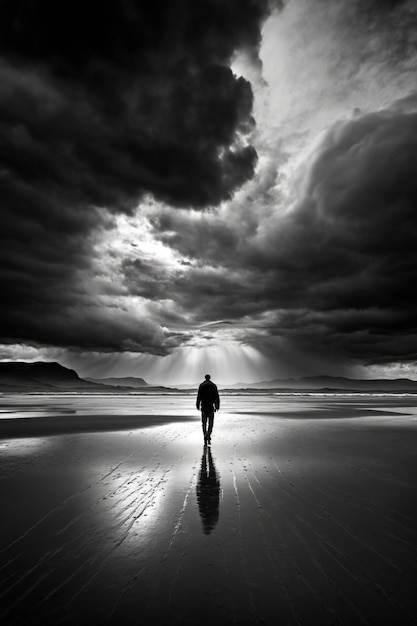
[139,104,417,364]
[0,0,268,208]
[264,105,417,363]
[0,0,271,352]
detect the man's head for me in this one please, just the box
[205,374,211,380]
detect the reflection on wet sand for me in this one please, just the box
[196,446,220,534]
[2,395,417,625]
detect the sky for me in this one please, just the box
[1,0,417,385]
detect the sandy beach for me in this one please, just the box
[1,393,417,625]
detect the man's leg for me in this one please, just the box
[201,410,208,442]
[206,411,214,442]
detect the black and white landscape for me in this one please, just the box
[1,1,417,624]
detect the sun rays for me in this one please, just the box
[127,341,269,386]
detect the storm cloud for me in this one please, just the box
[2,0,417,379]
[139,103,417,365]
[0,0,268,208]
[0,0,270,353]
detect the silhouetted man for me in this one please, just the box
[196,374,220,445]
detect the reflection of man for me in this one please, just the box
[196,446,220,534]
[196,374,220,446]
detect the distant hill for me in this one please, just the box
[0,361,110,392]
[134,376,417,392]
[0,362,176,393]
[228,376,417,391]
[3,363,417,394]
[86,376,148,388]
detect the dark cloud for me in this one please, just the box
[123,255,266,320]
[265,107,417,363]
[140,105,417,364]
[0,0,271,352]
[148,210,240,265]
[0,0,268,209]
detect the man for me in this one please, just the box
[196,374,220,445]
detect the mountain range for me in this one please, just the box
[0,361,106,392]
[226,376,417,391]
[2,362,417,393]
[0,363,169,392]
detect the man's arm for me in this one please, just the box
[196,386,201,410]
[215,386,220,411]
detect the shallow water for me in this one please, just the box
[2,390,417,418]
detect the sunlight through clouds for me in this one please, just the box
[129,342,270,386]
[93,205,186,276]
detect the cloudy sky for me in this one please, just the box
[1,0,417,384]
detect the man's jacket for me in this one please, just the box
[196,380,220,411]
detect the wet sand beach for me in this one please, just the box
[1,393,417,625]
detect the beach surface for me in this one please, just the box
[1,393,417,625]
